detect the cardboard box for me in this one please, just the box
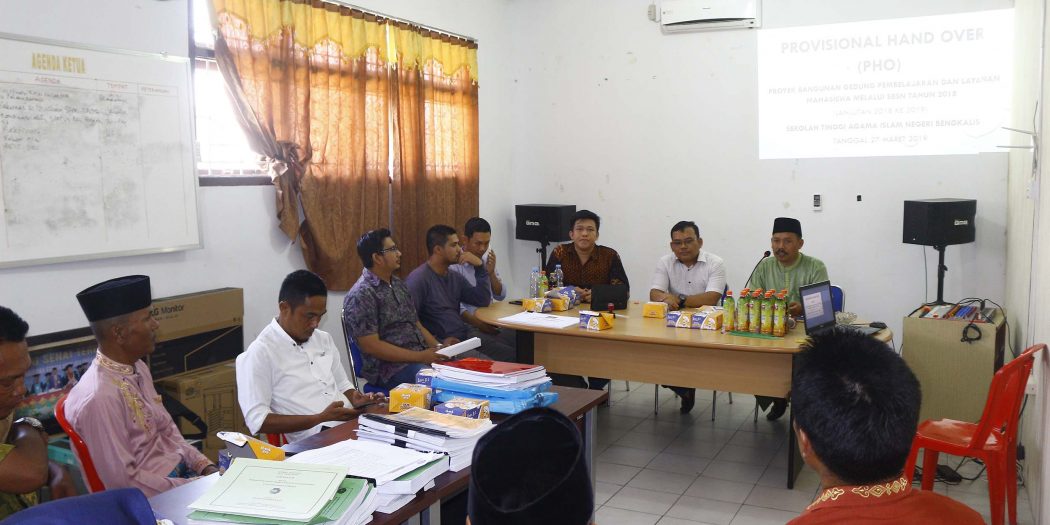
[148,288,244,380]
[156,362,249,462]
[434,398,490,419]
[415,368,438,387]
[666,311,693,328]
[691,308,724,330]
[579,310,615,331]
[389,383,432,413]
[643,302,669,319]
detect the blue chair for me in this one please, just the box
[0,488,156,525]
[831,285,845,313]
[340,308,390,396]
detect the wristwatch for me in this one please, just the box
[14,417,44,433]
[677,294,688,308]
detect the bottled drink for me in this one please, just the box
[773,291,788,337]
[722,291,735,333]
[749,290,763,334]
[529,267,540,297]
[538,271,549,296]
[736,288,750,332]
[554,264,564,288]
[761,290,775,335]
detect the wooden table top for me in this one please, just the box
[149,386,608,525]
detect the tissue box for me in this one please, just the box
[666,311,693,328]
[433,397,491,419]
[579,310,615,331]
[415,368,438,387]
[388,383,432,413]
[643,302,669,318]
[691,309,724,330]
[546,287,580,308]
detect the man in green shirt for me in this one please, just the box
[0,306,76,520]
[750,217,829,421]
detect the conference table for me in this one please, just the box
[148,386,607,525]
[476,301,893,489]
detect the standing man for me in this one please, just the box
[788,329,982,524]
[649,221,727,413]
[450,218,516,352]
[0,306,75,519]
[238,270,385,445]
[751,217,829,421]
[66,276,219,497]
[406,225,515,362]
[344,229,454,391]
[544,210,629,390]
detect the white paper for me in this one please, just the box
[286,438,443,484]
[437,337,481,357]
[497,311,579,329]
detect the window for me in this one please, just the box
[192,0,267,184]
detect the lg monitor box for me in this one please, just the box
[903,199,976,246]
[515,204,576,243]
[16,287,244,434]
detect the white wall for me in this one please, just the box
[498,0,1013,349]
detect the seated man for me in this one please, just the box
[650,221,727,413]
[238,270,385,444]
[468,407,592,525]
[66,276,218,497]
[406,225,514,363]
[344,229,454,391]
[450,217,516,352]
[0,306,75,520]
[751,217,829,421]
[788,328,983,524]
[544,209,629,390]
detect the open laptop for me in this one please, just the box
[799,281,882,336]
[589,284,629,310]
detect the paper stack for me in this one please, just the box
[428,358,559,414]
[357,408,494,472]
[186,459,377,525]
[285,437,446,484]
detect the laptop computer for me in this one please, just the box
[799,281,883,336]
[589,284,629,310]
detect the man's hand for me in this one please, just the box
[349,389,387,408]
[416,347,451,364]
[442,337,461,346]
[317,401,361,423]
[200,464,220,476]
[459,252,483,267]
[485,250,497,274]
[47,463,77,500]
[577,287,592,303]
[662,293,681,310]
[788,301,803,317]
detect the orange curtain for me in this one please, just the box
[213,0,391,290]
[388,23,480,274]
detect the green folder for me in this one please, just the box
[187,478,370,525]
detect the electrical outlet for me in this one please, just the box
[812,194,822,211]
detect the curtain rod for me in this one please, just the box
[324,0,478,43]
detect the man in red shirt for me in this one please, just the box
[788,328,984,524]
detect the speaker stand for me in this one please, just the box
[535,239,550,271]
[931,244,948,305]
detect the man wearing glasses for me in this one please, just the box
[238,270,385,444]
[650,221,728,413]
[344,229,459,392]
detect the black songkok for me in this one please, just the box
[76,275,152,322]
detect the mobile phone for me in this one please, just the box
[353,399,385,410]
[509,300,523,305]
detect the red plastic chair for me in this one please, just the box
[903,343,1045,525]
[53,393,106,493]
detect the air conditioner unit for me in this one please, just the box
[659,0,761,33]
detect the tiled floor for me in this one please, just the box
[592,381,1035,525]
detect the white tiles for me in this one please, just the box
[589,383,1036,525]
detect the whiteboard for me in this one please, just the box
[0,33,200,267]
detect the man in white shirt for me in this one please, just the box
[237,270,385,444]
[449,217,516,354]
[650,221,728,413]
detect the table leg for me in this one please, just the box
[421,499,441,525]
[516,329,535,364]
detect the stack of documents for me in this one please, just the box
[432,358,549,390]
[186,459,377,525]
[285,437,446,484]
[357,408,494,472]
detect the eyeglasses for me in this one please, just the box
[670,238,697,248]
[379,245,400,254]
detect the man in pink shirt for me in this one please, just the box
[65,275,218,497]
